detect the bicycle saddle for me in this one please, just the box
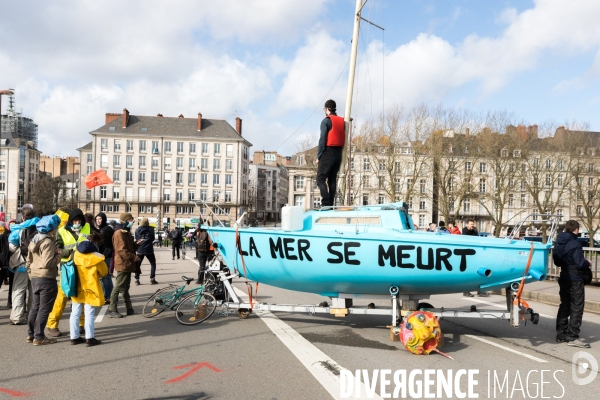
[181,276,194,285]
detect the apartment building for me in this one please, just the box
[78,109,251,228]
[248,162,289,223]
[0,133,40,220]
[287,147,321,211]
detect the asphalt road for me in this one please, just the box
[0,247,598,399]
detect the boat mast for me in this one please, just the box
[340,0,365,205]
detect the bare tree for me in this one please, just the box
[30,176,69,216]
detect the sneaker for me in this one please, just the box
[33,337,57,346]
[86,338,102,347]
[46,328,63,337]
[177,257,180,259]
[108,311,123,318]
[567,339,591,348]
[26,336,34,343]
[477,291,490,297]
[172,257,175,260]
[150,279,158,285]
[11,319,27,325]
[105,299,110,305]
[79,326,85,336]
[556,338,569,343]
[135,280,140,286]
[463,292,474,297]
[126,308,135,316]
[195,280,202,285]
[71,337,86,345]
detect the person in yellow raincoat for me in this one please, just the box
[69,232,107,346]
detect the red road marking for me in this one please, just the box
[0,388,30,397]
[164,362,221,384]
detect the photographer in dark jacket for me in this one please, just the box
[553,220,591,348]
[134,217,157,285]
[170,227,183,260]
[95,212,114,303]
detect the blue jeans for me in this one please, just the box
[70,302,96,339]
[101,258,113,300]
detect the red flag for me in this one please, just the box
[85,169,113,189]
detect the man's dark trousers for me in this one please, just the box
[197,252,209,283]
[172,242,181,259]
[556,278,585,341]
[28,278,58,340]
[317,147,343,207]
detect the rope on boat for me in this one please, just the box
[235,226,254,309]
[513,242,535,319]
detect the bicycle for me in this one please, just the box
[142,276,217,325]
[181,244,186,260]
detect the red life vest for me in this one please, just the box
[326,115,345,147]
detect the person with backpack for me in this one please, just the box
[134,217,157,285]
[95,212,114,304]
[8,205,39,325]
[108,212,142,318]
[45,208,91,337]
[70,232,108,346]
[170,227,183,260]
[25,214,62,345]
[195,224,213,284]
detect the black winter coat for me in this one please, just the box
[553,231,590,282]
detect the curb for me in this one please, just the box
[491,288,600,314]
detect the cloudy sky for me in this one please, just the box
[1,0,600,157]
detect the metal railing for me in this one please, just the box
[546,247,600,284]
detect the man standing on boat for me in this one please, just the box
[316,99,345,208]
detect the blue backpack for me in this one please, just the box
[60,256,78,297]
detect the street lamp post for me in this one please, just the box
[70,162,80,209]
[0,90,14,219]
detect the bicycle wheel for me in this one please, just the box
[143,286,178,318]
[175,292,217,325]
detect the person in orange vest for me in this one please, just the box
[316,99,345,208]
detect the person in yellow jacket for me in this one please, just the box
[46,208,91,337]
[70,233,107,346]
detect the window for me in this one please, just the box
[225,174,232,186]
[100,154,108,168]
[419,198,426,211]
[501,148,508,157]
[139,172,146,183]
[479,179,486,193]
[101,139,108,150]
[545,174,551,187]
[164,141,172,153]
[465,162,471,172]
[213,174,220,185]
[212,190,220,202]
[163,205,169,213]
[202,143,209,155]
[188,173,196,184]
[87,166,92,175]
[200,190,207,201]
[226,144,233,157]
[295,195,305,207]
[177,142,184,153]
[463,198,470,213]
[225,191,232,203]
[113,170,120,182]
[508,194,514,207]
[201,173,208,185]
[521,194,526,208]
[295,176,305,190]
[152,157,159,168]
[87,154,92,163]
[189,158,196,169]
[164,158,171,170]
[479,163,486,173]
[378,195,385,204]
[164,172,171,184]
[589,163,594,173]
[139,156,146,168]
[100,186,107,200]
[126,140,134,152]
[395,178,401,191]
[176,173,183,185]
[126,171,133,183]
[126,156,133,168]
[151,172,158,184]
[139,140,146,152]
[226,159,233,171]
[188,190,195,201]
[213,159,221,170]
[176,157,183,169]
[577,205,582,215]
[363,158,370,171]
[214,143,221,155]
[189,143,196,154]
[379,161,385,171]
[201,158,208,170]
[420,179,426,193]
[113,155,121,167]
[163,189,170,201]
[152,141,159,152]
[176,190,183,201]
[378,177,385,189]
[533,158,539,167]
[514,149,521,157]
[113,187,120,200]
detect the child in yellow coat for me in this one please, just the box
[70,233,108,346]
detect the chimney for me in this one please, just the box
[122,108,129,129]
[236,117,242,135]
[197,112,202,131]
[516,124,527,142]
[465,128,470,137]
[157,113,163,117]
[528,124,538,139]
[105,113,120,124]
[178,114,184,118]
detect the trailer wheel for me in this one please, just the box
[238,308,252,319]
[417,302,434,310]
[531,313,540,324]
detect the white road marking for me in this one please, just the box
[460,297,554,318]
[95,305,108,323]
[233,286,382,400]
[464,334,548,363]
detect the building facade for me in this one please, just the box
[78,109,251,228]
[40,155,80,178]
[248,160,289,224]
